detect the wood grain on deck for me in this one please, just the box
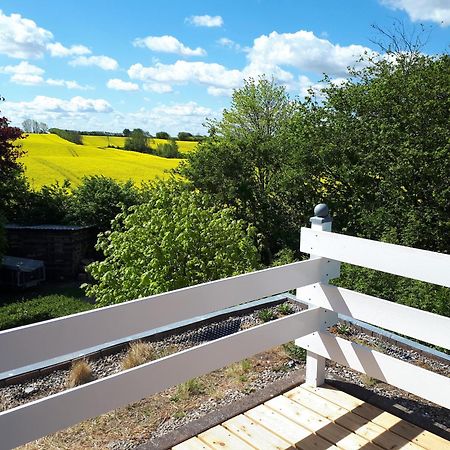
[173,383,449,449]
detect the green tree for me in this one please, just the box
[156,131,170,139]
[67,176,139,231]
[177,131,193,141]
[290,52,450,253]
[155,139,181,158]
[124,128,149,153]
[180,77,297,261]
[123,128,131,137]
[85,182,259,307]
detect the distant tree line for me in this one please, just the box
[49,128,83,145]
[22,119,48,134]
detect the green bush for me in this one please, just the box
[0,295,94,330]
[49,128,82,145]
[86,181,260,307]
[154,140,182,158]
[67,176,139,231]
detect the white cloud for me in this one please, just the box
[245,30,374,78]
[143,82,173,93]
[4,95,112,114]
[70,55,119,70]
[381,0,450,26]
[133,35,206,56]
[0,61,45,85]
[107,78,139,91]
[0,10,53,58]
[0,61,91,89]
[46,79,92,90]
[187,15,223,27]
[47,42,91,57]
[217,37,243,52]
[128,60,243,90]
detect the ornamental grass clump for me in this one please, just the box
[67,360,93,388]
[121,341,155,370]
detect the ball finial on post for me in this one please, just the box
[310,203,332,226]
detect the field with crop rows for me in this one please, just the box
[81,135,198,153]
[19,134,182,189]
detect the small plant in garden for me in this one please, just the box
[121,341,155,370]
[335,322,352,336]
[226,359,252,382]
[277,302,294,315]
[173,378,205,401]
[258,308,276,322]
[67,360,93,388]
[283,341,306,362]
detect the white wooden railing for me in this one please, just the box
[0,204,449,449]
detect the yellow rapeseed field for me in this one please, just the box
[19,134,182,189]
[81,135,198,153]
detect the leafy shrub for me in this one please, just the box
[86,181,260,307]
[154,140,182,158]
[0,295,94,330]
[67,176,139,231]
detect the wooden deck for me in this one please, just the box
[173,384,450,450]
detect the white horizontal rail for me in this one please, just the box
[0,307,336,449]
[0,258,337,373]
[296,331,450,409]
[298,283,450,349]
[300,228,450,287]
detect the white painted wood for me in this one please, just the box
[296,331,450,409]
[300,227,450,287]
[0,307,332,449]
[299,217,339,388]
[0,258,337,373]
[299,283,450,349]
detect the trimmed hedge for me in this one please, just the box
[0,295,94,331]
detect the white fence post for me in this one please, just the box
[297,204,334,387]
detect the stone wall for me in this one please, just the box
[5,225,97,280]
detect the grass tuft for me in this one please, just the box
[121,341,155,370]
[67,360,93,388]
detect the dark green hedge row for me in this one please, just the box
[0,295,94,331]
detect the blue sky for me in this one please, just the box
[0,0,449,134]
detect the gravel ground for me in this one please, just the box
[1,302,449,449]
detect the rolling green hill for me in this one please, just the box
[19,134,181,189]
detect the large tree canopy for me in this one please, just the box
[291,52,450,253]
[86,182,260,307]
[180,77,298,261]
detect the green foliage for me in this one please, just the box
[155,139,182,158]
[291,52,449,254]
[49,128,82,145]
[283,341,306,362]
[335,264,450,317]
[85,181,260,307]
[124,128,149,153]
[277,302,294,315]
[122,128,131,137]
[177,131,193,141]
[67,176,139,231]
[156,131,170,140]
[258,308,276,322]
[0,295,94,331]
[180,77,298,262]
[271,248,296,267]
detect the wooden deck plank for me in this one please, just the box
[175,386,449,450]
[198,425,255,449]
[288,386,423,450]
[301,384,450,449]
[223,413,294,449]
[173,437,212,449]
[245,404,337,450]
